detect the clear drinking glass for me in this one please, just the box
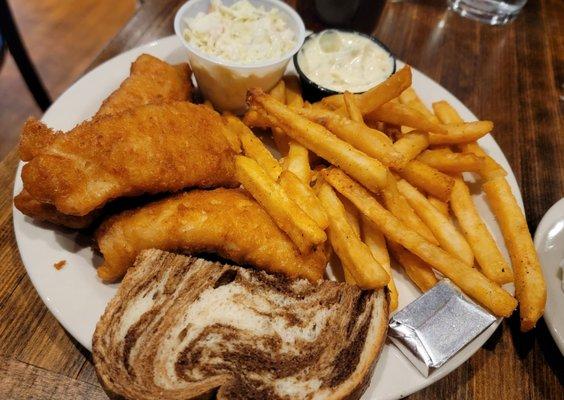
[447,0,527,25]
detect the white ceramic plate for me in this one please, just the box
[12,35,524,400]
[534,198,564,355]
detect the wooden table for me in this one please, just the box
[0,0,562,398]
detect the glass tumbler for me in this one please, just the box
[447,0,527,25]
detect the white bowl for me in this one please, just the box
[174,0,306,113]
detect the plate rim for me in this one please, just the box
[11,34,524,400]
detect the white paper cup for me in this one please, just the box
[174,0,305,114]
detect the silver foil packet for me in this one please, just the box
[388,279,496,377]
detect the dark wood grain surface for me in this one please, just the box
[0,0,562,399]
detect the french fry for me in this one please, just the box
[368,101,494,143]
[459,142,507,179]
[296,107,405,169]
[269,79,286,102]
[432,102,505,179]
[427,196,449,217]
[323,167,517,317]
[226,114,282,180]
[278,170,329,229]
[358,65,412,113]
[388,241,438,292]
[417,149,484,173]
[283,141,311,184]
[248,88,389,192]
[397,160,455,202]
[242,108,271,129]
[235,156,326,253]
[397,179,474,266]
[483,177,546,331]
[272,128,290,155]
[284,76,304,108]
[341,195,361,236]
[340,195,361,285]
[317,182,389,289]
[343,91,364,123]
[392,131,430,163]
[426,146,454,155]
[432,100,464,124]
[399,87,440,123]
[362,215,399,310]
[381,174,439,245]
[450,179,513,284]
[269,80,290,153]
[366,101,448,134]
[428,121,493,145]
[321,65,412,114]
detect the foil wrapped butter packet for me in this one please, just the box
[388,279,496,377]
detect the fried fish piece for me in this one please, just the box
[16,54,194,228]
[21,102,237,216]
[95,53,192,117]
[14,189,97,229]
[19,117,59,162]
[95,188,329,282]
[19,54,192,162]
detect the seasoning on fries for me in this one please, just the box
[226,114,282,180]
[317,182,389,289]
[278,170,329,229]
[381,174,439,245]
[296,107,405,169]
[323,167,517,317]
[321,65,412,113]
[397,160,455,202]
[483,177,546,331]
[238,75,543,329]
[392,131,430,164]
[388,241,438,292]
[362,215,399,310]
[235,156,326,253]
[400,87,439,123]
[450,179,513,284]
[247,88,389,192]
[397,179,474,266]
[343,91,364,123]
[366,101,448,135]
[283,141,311,184]
[417,150,484,173]
[427,196,449,217]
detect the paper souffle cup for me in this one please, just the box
[174,0,305,114]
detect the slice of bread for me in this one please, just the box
[93,249,388,400]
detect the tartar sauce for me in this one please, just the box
[184,0,296,64]
[297,30,394,93]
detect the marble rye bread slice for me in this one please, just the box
[93,249,388,400]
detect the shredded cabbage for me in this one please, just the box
[184,0,295,63]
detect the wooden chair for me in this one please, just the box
[0,0,52,111]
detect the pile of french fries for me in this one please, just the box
[217,68,545,331]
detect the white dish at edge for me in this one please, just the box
[12,35,524,400]
[534,197,564,355]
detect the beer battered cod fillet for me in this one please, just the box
[14,189,97,229]
[21,102,237,217]
[93,249,388,400]
[95,189,328,282]
[96,53,192,117]
[19,54,192,161]
[16,54,193,227]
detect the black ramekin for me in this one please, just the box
[293,29,397,103]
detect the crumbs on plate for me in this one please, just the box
[54,260,67,270]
